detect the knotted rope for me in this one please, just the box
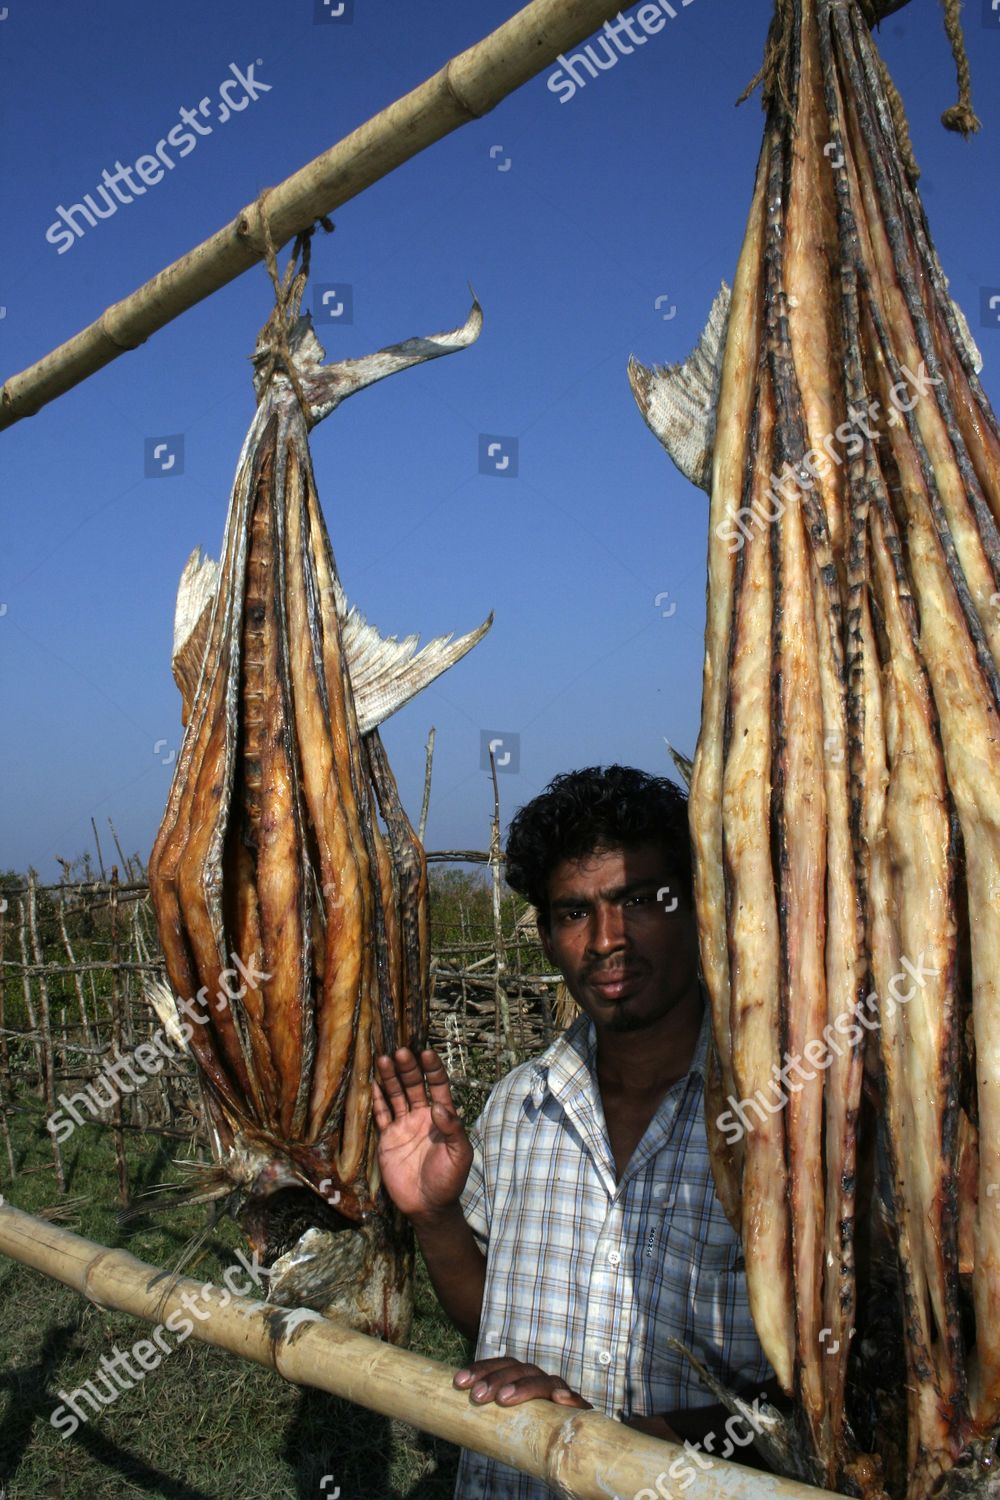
[740,0,979,183]
[253,191,334,427]
[938,0,981,136]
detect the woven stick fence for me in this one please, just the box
[0,847,560,1202]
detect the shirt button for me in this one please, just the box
[597,1350,612,1366]
[608,1250,621,1266]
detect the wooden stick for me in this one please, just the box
[0,1202,834,1500]
[57,890,93,1050]
[90,819,107,883]
[418,726,436,844]
[0,898,14,1182]
[27,873,65,1193]
[1,0,639,432]
[16,900,43,1088]
[107,818,137,885]
[1,959,162,978]
[487,750,516,1075]
[0,896,8,1078]
[108,871,128,1204]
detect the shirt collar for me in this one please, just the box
[527,993,710,1110]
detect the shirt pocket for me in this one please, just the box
[660,1216,745,1365]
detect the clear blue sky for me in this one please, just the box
[1,0,998,880]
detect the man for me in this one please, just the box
[373,765,771,1499]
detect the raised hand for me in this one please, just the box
[372,1048,474,1223]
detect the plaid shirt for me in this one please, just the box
[454,1005,771,1500]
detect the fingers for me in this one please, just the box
[420,1048,458,1113]
[374,1048,459,1122]
[395,1048,435,1112]
[374,1049,425,1117]
[453,1357,513,1386]
[371,1079,392,1132]
[374,1052,408,1118]
[453,1358,590,1410]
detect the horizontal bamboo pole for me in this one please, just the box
[0,1203,836,1500]
[0,0,637,432]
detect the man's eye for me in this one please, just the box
[625,893,655,908]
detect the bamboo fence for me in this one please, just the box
[0,1202,836,1500]
[0,849,561,1202]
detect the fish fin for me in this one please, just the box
[172,547,219,727]
[343,602,494,734]
[628,281,731,494]
[145,978,190,1053]
[664,737,694,788]
[300,295,483,424]
[171,545,491,732]
[665,1337,819,1484]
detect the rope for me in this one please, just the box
[876,49,921,181]
[740,0,977,172]
[939,0,981,136]
[253,190,335,426]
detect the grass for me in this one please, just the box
[0,1108,475,1500]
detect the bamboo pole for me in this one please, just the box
[0,1202,835,1500]
[0,0,639,432]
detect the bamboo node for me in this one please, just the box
[441,57,491,121]
[98,308,144,353]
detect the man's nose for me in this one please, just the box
[587,903,626,954]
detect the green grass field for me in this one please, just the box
[0,1113,476,1500]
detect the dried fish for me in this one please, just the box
[148,266,490,1343]
[632,1,999,1494]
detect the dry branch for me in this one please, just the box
[419,727,436,844]
[0,1202,834,1500]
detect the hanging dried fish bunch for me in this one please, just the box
[147,236,490,1344]
[631,3,998,1497]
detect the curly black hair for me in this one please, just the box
[504,765,692,925]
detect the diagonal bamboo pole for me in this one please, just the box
[0,1202,836,1500]
[1,0,640,433]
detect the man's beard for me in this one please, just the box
[603,1004,658,1033]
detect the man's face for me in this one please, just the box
[537,843,700,1035]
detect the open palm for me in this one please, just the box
[372,1048,474,1220]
